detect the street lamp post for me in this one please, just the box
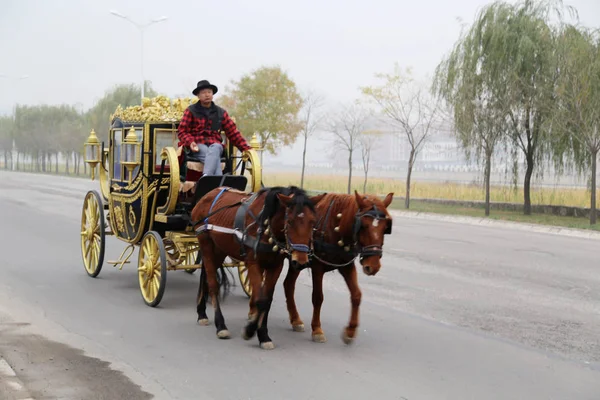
[109,10,168,103]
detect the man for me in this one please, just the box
[177,80,251,176]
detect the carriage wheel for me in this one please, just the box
[138,231,168,307]
[80,190,106,278]
[237,262,252,298]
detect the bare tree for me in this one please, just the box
[361,64,442,208]
[359,129,383,193]
[329,103,369,194]
[299,89,325,188]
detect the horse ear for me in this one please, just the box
[382,192,394,208]
[354,190,368,209]
[309,193,326,206]
[276,193,293,206]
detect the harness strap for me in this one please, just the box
[204,187,229,225]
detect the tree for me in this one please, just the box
[361,64,442,209]
[298,89,325,189]
[554,26,600,224]
[0,116,14,170]
[434,21,512,216]
[219,66,304,160]
[87,83,158,143]
[359,129,383,193]
[328,103,369,194]
[434,0,576,215]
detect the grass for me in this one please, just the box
[264,171,600,232]
[398,199,600,232]
[263,172,595,208]
[4,163,598,231]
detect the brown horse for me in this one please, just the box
[282,190,393,344]
[191,185,325,349]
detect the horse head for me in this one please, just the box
[262,187,325,270]
[352,190,394,276]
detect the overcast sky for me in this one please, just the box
[1,0,598,164]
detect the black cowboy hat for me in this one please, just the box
[192,80,218,96]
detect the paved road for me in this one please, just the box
[0,170,599,400]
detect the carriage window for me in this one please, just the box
[111,129,122,182]
[154,129,178,167]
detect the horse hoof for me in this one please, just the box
[241,327,253,341]
[260,342,275,350]
[292,324,305,332]
[312,333,327,343]
[198,318,210,326]
[217,330,230,339]
[341,332,355,345]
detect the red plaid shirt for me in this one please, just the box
[177,107,251,152]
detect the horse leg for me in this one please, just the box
[255,262,284,350]
[196,265,210,326]
[247,263,263,321]
[283,265,304,332]
[200,240,230,339]
[339,264,362,344]
[242,260,263,340]
[310,265,327,343]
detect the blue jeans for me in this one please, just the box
[187,143,223,176]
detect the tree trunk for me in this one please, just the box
[591,150,597,225]
[484,149,492,217]
[363,169,368,194]
[55,152,59,174]
[300,134,308,189]
[16,152,20,171]
[66,152,70,175]
[405,148,415,209]
[3,151,7,170]
[347,150,353,194]
[523,151,534,216]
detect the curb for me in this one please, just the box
[0,358,35,400]
[389,210,600,241]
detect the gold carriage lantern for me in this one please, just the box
[121,126,141,181]
[84,129,101,180]
[249,133,262,151]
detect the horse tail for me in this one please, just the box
[216,263,234,300]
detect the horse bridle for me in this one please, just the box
[352,205,392,261]
[311,200,392,268]
[258,204,314,258]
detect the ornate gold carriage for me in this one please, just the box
[80,96,262,307]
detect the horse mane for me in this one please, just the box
[317,193,359,239]
[257,186,315,226]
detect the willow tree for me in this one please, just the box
[435,0,576,215]
[554,26,600,224]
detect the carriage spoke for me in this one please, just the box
[152,276,160,295]
[91,244,98,268]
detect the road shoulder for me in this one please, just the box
[390,209,600,240]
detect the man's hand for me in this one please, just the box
[190,142,199,152]
[241,150,250,162]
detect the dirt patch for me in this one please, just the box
[0,322,153,400]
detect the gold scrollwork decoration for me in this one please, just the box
[114,205,125,232]
[129,207,136,228]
